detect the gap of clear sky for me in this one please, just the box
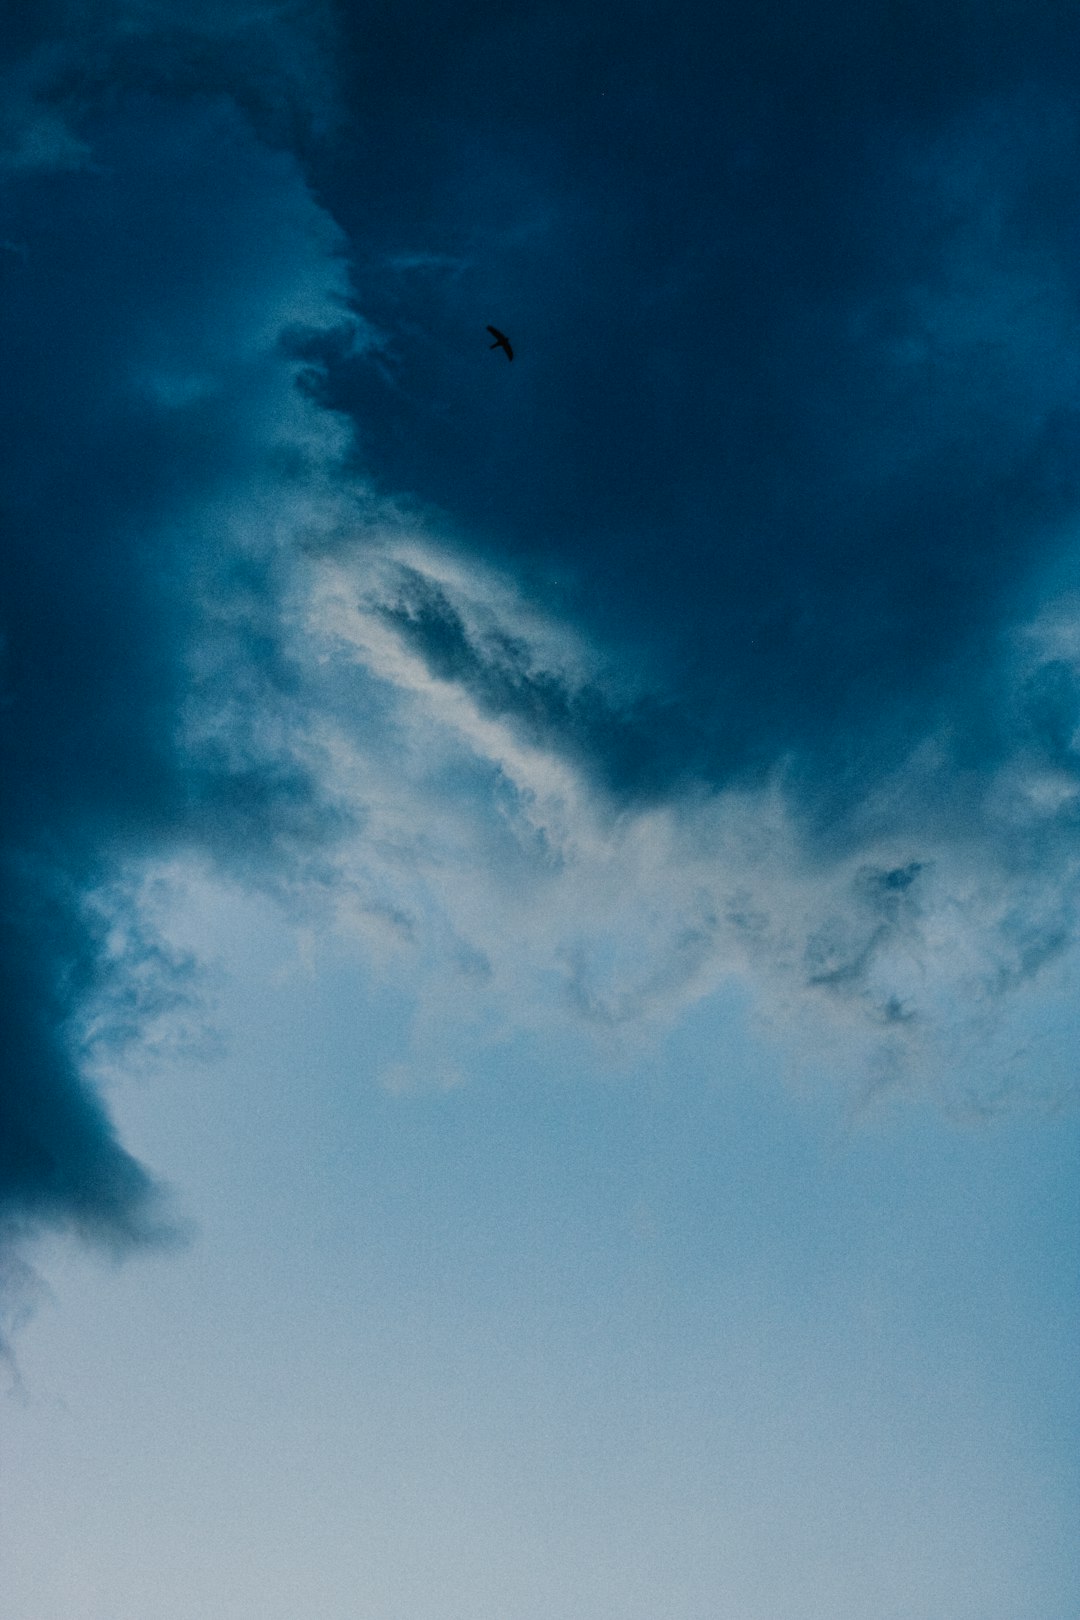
[0,3,1078,1617]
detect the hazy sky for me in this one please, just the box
[1,4,1078,1617]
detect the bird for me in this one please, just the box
[486,324,514,361]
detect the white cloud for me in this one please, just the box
[222,524,1080,1109]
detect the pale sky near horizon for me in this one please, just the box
[1,3,1079,1617]
[7,879,1078,1618]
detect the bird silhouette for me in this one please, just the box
[486,324,514,361]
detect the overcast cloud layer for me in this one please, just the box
[3,0,1080,1262]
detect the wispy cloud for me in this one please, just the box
[294,526,1080,1105]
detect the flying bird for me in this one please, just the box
[486,324,514,361]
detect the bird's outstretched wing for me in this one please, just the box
[486,324,514,360]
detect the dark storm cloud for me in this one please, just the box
[0,858,181,1249]
[320,0,1080,825]
[374,560,690,797]
[280,0,1080,1089]
[0,23,358,1253]
[5,0,1080,1266]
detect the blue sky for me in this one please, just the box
[1,3,1078,1616]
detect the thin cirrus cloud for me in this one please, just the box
[302,530,1080,1104]
[2,0,1080,1276]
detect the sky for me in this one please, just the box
[0,2,1078,1616]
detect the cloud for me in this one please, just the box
[0,10,363,1258]
[262,22,1080,1108]
[293,526,1080,1108]
[4,0,1080,1288]
[311,65,1080,943]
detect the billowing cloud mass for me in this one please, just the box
[3,0,1080,1267]
[0,3,360,1258]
